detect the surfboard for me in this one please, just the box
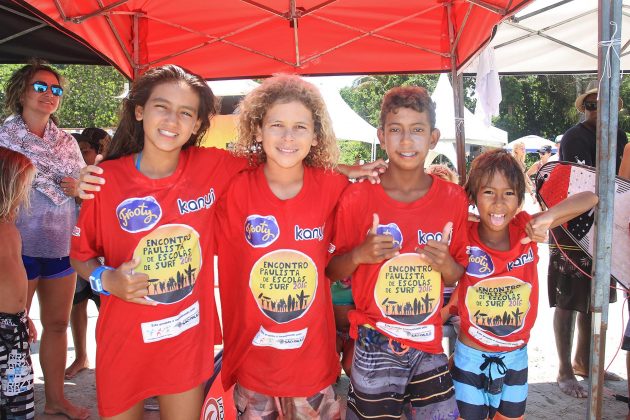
[200,350,236,420]
[535,161,630,289]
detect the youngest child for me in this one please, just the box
[0,146,37,419]
[451,149,598,419]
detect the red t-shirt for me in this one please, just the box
[331,176,469,353]
[457,212,539,352]
[216,165,349,396]
[70,147,247,417]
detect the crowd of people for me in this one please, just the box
[0,60,628,420]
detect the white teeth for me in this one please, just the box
[400,152,416,157]
[159,129,177,137]
[279,148,297,153]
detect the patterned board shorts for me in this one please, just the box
[0,310,34,419]
[233,383,341,419]
[346,326,458,420]
[452,340,527,420]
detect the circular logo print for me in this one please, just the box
[374,253,441,325]
[249,249,317,323]
[133,224,202,304]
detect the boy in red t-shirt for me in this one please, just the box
[327,86,468,419]
[451,149,598,419]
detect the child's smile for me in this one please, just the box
[476,172,520,241]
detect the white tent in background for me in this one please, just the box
[304,78,378,158]
[207,79,260,96]
[504,135,558,153]
[428,74,508,166]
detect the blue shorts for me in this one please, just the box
[22,256,74,281]
[452,340,528,420]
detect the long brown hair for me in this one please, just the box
[105,65,217,161]
[3,59,64,125]
[0,147,36,222]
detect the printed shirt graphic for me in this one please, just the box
[216,165,349,397]
[70,147,247,417]
[331,176,469,353]
[457,212,539,352]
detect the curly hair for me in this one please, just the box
[379,86,436,129]
[0,147,36,222]
[3,59,64,124]
[235,75,339,169]
[465,148,526,207]
[105,65,217,161]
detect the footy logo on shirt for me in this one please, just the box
[116,196,162,233]
[245,215,279,248]
[177,188,215,215]
[467,246,495,278]
[376,223,403,248]
[507,248,534,271]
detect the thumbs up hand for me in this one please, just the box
[416,222,461,284]
[350,213,400,265]
[102,257,157,306]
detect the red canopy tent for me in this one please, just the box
[21,0,530,80]
[18,0,532,180]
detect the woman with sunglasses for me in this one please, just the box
[0,61,88,419]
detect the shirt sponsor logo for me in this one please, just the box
[72,226,81,237]
[294,224,324,241]
[251,326,307,349]
[417,229,443,245]
[116,196,162,233]
[467,246,495,278]
[140,301,200,343]
[377,223,403,248]
[177,188,216,215]
[507,248,535,271]
[245,215,279,248]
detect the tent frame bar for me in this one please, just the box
[588,0,622,417]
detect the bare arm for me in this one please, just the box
[336,159,388,184]
[70,257,156,306]
[523,191,598,242]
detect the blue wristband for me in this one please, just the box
[89,266,114,296]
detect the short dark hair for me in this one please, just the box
[379,86,436,129]
[465,149,526,207]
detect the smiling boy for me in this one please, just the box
[326,86,469,419]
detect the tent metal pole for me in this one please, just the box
[447,2,467,184]
[588,0,622,418]
[133,13,139,80]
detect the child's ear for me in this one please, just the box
[429,128,440,149]
[311,137,318,147]
[377,127,385,148]
[255,126,263,144]
[135,105,144,121]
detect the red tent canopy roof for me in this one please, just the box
[22,0,531,79]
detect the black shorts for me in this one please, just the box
[73,277,101,307]
[548,227,616,313]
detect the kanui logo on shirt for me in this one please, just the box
[466,246,495,278]
[116,196,162,233]
[507,248,535,271]
[417,229,443,245]
[376,223,403,248]
[177,188,216,215]
[245,215,280,248]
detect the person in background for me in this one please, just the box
[525,144,553,179]
[82,127,111,158]
[549,86,626,398]
[0,61,88,419]
[65,132,101,380]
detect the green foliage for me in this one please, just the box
[0,64,126,129]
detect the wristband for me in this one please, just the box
[89,266,114,295]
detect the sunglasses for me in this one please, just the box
[583,101,597,111]
[32,81,63,97]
